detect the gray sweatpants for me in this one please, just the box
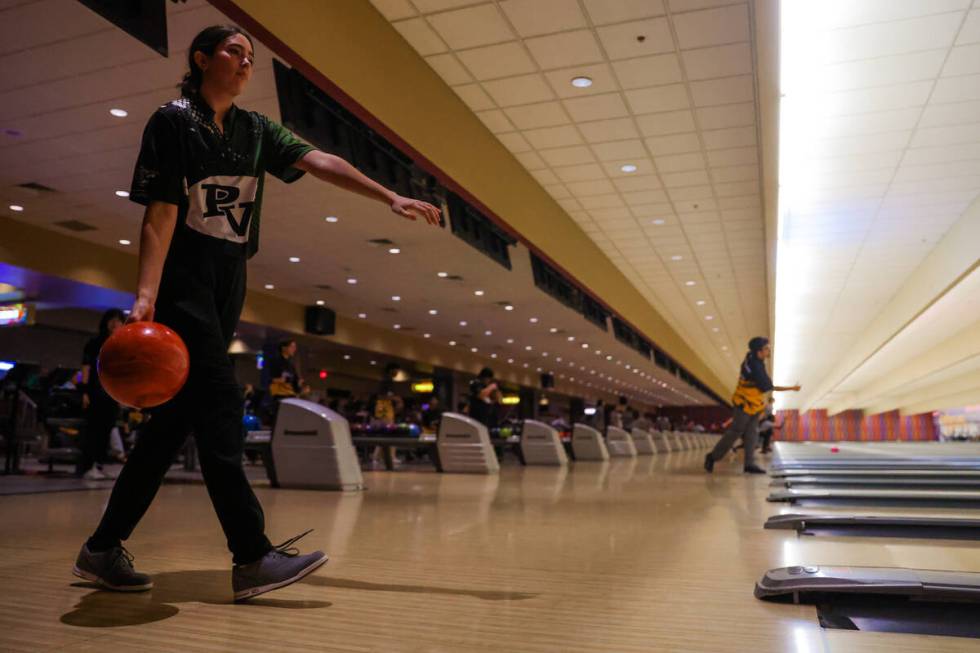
[709,406,760,469]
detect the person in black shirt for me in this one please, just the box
[75,308,125,480]
[468,367,501,430]
[75,25,441,601]
[267,339,302,397]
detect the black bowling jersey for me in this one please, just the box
[129,95,314,258]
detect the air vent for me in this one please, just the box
[368,238,394,245]
[54,220,96,232]
[314,284,332,290]
[381,307,398,313]
[446,275,463,281]
[17,182,56,192]
[399,326,416,332]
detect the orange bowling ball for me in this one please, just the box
[98,322,190,408]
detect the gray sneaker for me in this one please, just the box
[73,544,153,591]
[232,530,328,602]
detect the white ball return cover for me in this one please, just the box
[653,431,673,453]
[271,399,364,491]
[606,426,637,457]
[572,423,610,461]
[630,428,656,455]
[437,412,500,474]
[521,419,568,466]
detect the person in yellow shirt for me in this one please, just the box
[704,337,800,474]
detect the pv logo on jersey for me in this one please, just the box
[201,183,254,236]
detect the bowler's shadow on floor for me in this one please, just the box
[61,569,331,628]
[61,570,537,628]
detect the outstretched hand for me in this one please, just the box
[391,194,442,225]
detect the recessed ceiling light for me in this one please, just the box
[671,255,682,261]
[506,338,514,344]
[118,239,131,246]
[393,324,401,330]
[264,283,274,290]
[325,216,339,223]
[491,353,497,358]
[428,309,438,315]
[391,295,401,301]
[556,356,563,362]
[685,280,696,286]
[721,345,728,350]
[358,312,367,319]
[571,76,593,88]
[484,330,492,336]
[705,315,714,320]
[423,333,431,338]
[471,347,478,353]
[109,108,128,117]
[606,355,612,360]
[115,190,129,198]
[537,367,542,372]
[581,343,589,348]
[549,327,558,333]
[712,327,719,332]
[507,358,514,364]
[343,354,351,360]
[9,205,23,212]
[316,300,325,306]
[523,363,529,368]
[504,304,514,311]
[696,300,706,306]
[651,218,665,225]
[437,271,448,278]
[525,345,532,351]
[388,247,400,254]
[529,317,538,323]
[620,164,637,173]
[542,352,549,357]
[459,320,467,326]
[370,360,377,366]
[474,290,484,296]
[289,256,300,263]
[449,340,457,346]
[347,278,358,284]
[567,336,575,341]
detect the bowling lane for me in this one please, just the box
[0,452,978,652]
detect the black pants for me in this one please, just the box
[90,245,271,565]
[759,429,773,452]
[77,397,117,474]
[708,406,760,469]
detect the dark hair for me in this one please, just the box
[478,367,494,380]
[98,308,125,337]
[748,336,770,353]
[278,339,295,353]
[180,25,253,97]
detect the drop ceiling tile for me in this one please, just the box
[476,109,515,133]
[554,162,607,182]
[613,175,663,192]
[578,117,640,143]
[483,74,556,106]
[681,42,753,81]
[645,132,702,155]
[456,41,537,80]
[579,193,626,209]
[634,109,696,137]
[522,124,583,148]
[563,92,630,121]
[392,18,448,55]
[612,54,683,89]
[624,84,690,114]
[591,139,648,161]
[713,180,758,197]
[597,18,675,60]
[556,197,583,212]
[910,122,980,147]
[823,12,962,64]
[453,83,496,110]
[530,168,560,185]
[583,0,666,25]
[690,75,755,107]
[655,151,707,172]
[918,101,980,127]
[413,0,488,10]
[706,146,757,166]
[525,30,605,69]
[503,102,569,129]
[702,125,756,150]
[622,189,670,205]
[496,131,533,152]
[543,183,571,199]
[931,73,980,103]
[427,4,515,50]
[958,9,980,45]
[539,145,597,166]
[695,102,755,129]
[425,53,473,85]
[567,178,617,196]
[662,169,711,188]
[588,206,633,220]
[711,164,758,182]
[826,50,947,93]
[514,150,547,169]
[668,185,715,202]
[500,0,587,37]
[543,63,619,98]
[672,4,749,49]
[903,142,980,165]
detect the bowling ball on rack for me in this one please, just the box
[408,424,421,438]
[243,414,261,431]
[98,322,189,408]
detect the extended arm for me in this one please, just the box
[130,201,178,322]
